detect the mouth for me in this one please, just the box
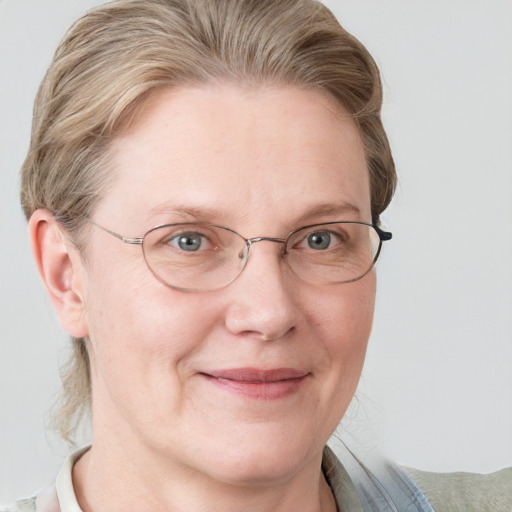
[199,368,310,400]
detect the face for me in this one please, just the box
[79,85,375,484]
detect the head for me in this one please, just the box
[21,0,395,463]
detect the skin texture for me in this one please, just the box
[30,85,376,512]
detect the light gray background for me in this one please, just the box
[1,0,511,504]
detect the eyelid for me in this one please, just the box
[293,226,343,242]
[287,222,352,238]
[146,222,218,239]
[150,224,235,252]
[160,225,214,239]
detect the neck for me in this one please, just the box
[72,438,337,512]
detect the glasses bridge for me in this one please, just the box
[246,236,287,245]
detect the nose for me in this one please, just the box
[223,241,302,342]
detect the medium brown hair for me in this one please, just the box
[20,0,396,442]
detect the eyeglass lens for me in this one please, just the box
[141,222,382,292]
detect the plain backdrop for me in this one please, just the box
[1,0,511,504]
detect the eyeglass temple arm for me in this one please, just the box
[85,218,143,245]
[374,224,392,242]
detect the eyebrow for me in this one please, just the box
[147,203,223,223]
[147,201,363,225]
[295,202,363,223]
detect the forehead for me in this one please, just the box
[99,84,370,231]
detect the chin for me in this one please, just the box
[208,454,312,487]
[187,426,324,486]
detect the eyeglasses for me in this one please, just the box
[86,219,392,292]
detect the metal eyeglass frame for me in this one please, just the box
[85,218,392,292]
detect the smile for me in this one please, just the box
[200,368,310,400]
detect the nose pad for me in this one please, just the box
[238,243,248,262]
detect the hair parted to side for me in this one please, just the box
[20,0,396,442]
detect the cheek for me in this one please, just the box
[81,243,230,386]
[310,271,375,350]
[309,273,376,393]
[85,282,199,365]
[82,277,222,428]
[288,274,375,447]
[81,249,194,379]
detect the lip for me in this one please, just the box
[200,368,310,400]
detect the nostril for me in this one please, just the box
[261,325,295,342]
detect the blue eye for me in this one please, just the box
[306,231,333,250]
[169,232,206,252]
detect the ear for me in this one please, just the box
[28,209,89,338]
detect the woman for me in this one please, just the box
[2,1,511,511]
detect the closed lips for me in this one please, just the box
[200,368,310,400]
[204,368,310,382]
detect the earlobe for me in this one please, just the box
[28,209,89,338]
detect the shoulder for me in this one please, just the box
[407,466,512,512]
[0,497,37,512]
[1,447,89,512]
